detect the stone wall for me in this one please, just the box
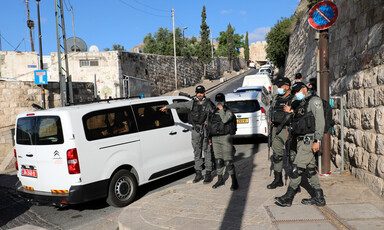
[0,81,94,159]
[285,0,384,197]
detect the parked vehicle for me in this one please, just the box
[242,74,273,93]
[14,96,193,207]
[249,61,256,69]
[225,91,269,137]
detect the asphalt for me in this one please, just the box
[118,70,384,230]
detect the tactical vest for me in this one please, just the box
[271,94,294,125]
[291,96,316,135]
[209,106,237,136]
[189,98,211,127]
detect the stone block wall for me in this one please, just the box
[0,81,94,159]
[285,0,384,197]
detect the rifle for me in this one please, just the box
[267,120,273,176]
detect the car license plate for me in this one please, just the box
[237,118,249,124]
[22,169,37,178]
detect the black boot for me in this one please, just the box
[275,186,297,207]
[212,175,224,189]
[193,171,203,183]
[230,174,239,191]
[203,171,213,184]
[267,171,283,189]
[301,189,326,206]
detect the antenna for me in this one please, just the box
[66,36,87,52]
[89,45,99,52]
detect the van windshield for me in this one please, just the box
[16,116,64,145]
[226,100,261,113]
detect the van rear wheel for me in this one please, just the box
[106,169,137,207]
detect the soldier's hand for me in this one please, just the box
[217,103,223,110]
[283,105,293,113]
[160,106,167,112]
[312,142,320,152]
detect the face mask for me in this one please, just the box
[295,92,305,100]
[277,88,285,95]
[215,102,224,106]
[308,90,313,94]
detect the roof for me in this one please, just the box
[225,91,261,102]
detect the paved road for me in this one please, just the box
[0,69,267,230]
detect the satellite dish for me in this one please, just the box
[89,45,99,52]
[66,37,87,52]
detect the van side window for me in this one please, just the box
[83,106,138,141]
[172,99,189,123]
[132,101,174,131]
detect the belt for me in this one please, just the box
[297,136,314,141]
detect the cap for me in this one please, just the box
[274,77,291,87]
[291,82,307,94]
[195,85,205,93]
[215,93,225,102]
[295,73,302,80]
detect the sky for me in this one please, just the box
[0,0,300,55]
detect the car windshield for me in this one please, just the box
[16,116,64,145]
[226,100,261,113]
[259,69,271,73]
[236,88,262,93]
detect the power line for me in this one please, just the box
[63,0,71,11]
[0,33,17,50]
[132,0,168,12]
[118,0,170,18]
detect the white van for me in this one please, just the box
[225,91,270,137]
[14,96,194,207]
[242,74,273,93]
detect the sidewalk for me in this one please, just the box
[118,148,384,230]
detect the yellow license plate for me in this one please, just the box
[237,118,249,124]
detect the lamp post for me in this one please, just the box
[36,0,45,109]
[182,27,188,56]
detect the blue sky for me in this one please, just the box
[0,0,299,55]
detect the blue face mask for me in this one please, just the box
[295,92,305,100]
[215,102,224,106]
[308,90,313,94]
[277,88,285,95]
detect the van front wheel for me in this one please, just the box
[107,170,137,207]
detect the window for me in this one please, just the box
[226,100,261,113]
[132,101,174,131]
[172,99,190,123]
[16,116,64,145]
[80,59,99,67]
[83,106,138,141]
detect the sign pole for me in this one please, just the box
[319,29,331,174]
[36,0,45,109]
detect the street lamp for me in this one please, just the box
[182,27,188,57]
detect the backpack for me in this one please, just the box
[307,95,335,134]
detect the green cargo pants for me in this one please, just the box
[271,127,288,172]
[212,134,235,175]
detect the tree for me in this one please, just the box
[227,24,235,71]
[215,26,244,58]
[104,43,126,51]
[142,27,183,56]
[244,31,250,63]
[196,5,212,78]
[265,17,292,68]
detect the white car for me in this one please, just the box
[14,96,194,207]
[242,74,273,93]
[249,62,256,69]
[225,91,270,137]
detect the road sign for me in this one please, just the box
[308,1,338,30]
[34,70,48,85]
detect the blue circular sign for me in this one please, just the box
[308,1,338,30]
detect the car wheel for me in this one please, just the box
[106,169,137,207]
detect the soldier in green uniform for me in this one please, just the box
[267,77,294,189]
[209,93,239,191]
[275,82,326,207]
[160,85,216,183]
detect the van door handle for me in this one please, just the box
[182,129,190,132]
[169,131,177,135]
[26,154,33,157]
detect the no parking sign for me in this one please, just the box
[308,1,338,30]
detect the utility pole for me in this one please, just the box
[25,0,35,52]
[70,7,76,52]
[319,29,331,174]
[36,0,45,109]
[172,9,177,90]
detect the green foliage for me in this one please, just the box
[265,17,292,68]
[142,27,183,56]
[215,25,244,58]
[307,0,319,9]
[196,5,212,65]
[104,43,126,51]
[227,24,234,61]
[244,31,249,62]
